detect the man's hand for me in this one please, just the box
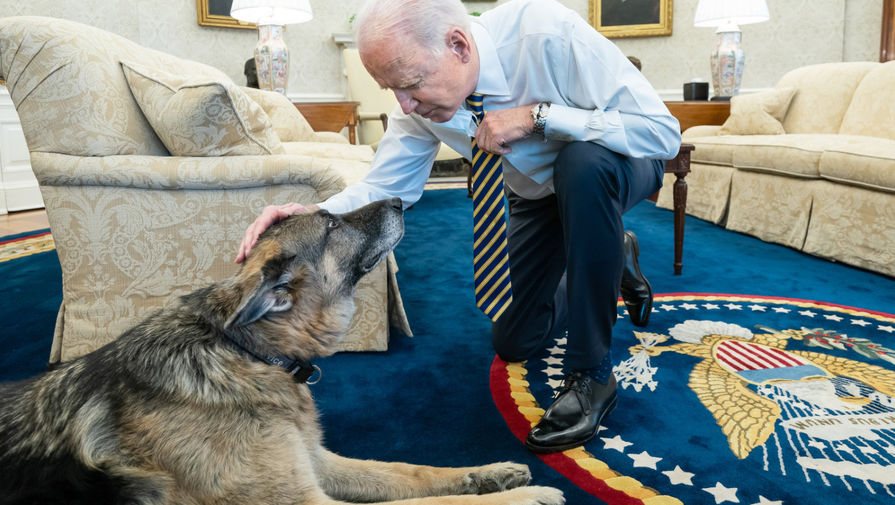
[474,104,536,155]
[235,202,319,263]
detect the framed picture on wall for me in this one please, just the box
[589,0,673,38]
[196,0,255,29]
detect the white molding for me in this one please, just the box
[332,32,355,48]
[0,85,43,214]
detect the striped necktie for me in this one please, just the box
[466,93,513,321]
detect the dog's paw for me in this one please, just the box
[502,485,565,505]
[462,462,531,494]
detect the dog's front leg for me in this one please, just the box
[313,449,535,501]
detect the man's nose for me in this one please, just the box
[394,90,418,114]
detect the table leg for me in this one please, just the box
[672,172,688,275]
[665,144,693,276]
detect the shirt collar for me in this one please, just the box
[470,21,511,98]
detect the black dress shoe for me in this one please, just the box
[525,372,617,453]
[620,230,652,327]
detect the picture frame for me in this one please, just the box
[196,0,255,30]
[589,0,673,39]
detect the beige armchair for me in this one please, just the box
[0,16,409,362]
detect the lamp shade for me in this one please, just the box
[230,0,313,25]
[694,0,769,27]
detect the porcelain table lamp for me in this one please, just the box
[230,0,313,95]
[694,0,769,100]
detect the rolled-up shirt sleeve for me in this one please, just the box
[542,14,681,160]
[318,107,440,214]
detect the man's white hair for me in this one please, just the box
[354,0,471,56]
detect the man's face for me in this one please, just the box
[361,33,474,123]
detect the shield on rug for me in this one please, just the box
[491,293,895,505]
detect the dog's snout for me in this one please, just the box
[386,198,402,212]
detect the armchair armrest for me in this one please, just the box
[682,125,722,140]
[30,152,346,196]
[311,131,351,144]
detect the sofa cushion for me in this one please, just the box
[677,136,737,165]
[818,135,895,193]
[776,62,878,134]
[688,134,830,177]
[838,60,895,141]
[122,62,284,156]
[719,87,796,135]
[729,134,842,178]
[241,87,317,143]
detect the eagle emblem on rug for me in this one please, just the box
[493,294,895,505]
[625,323,895,462]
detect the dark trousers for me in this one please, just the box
[491,142,664,371]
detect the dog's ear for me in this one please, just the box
[224,270,295,329]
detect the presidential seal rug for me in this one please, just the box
[491,293,895,505]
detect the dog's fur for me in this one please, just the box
[0,198,563,505]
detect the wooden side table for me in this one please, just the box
[658,101,728,275]
[664,100,730,132]
[293,101,360,144]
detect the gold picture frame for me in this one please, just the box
[590,0,673,39]
[197,0,255,30]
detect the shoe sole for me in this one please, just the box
[624,231,652,328]
[524,394,618,454]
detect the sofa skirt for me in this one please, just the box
[803,181,895,277]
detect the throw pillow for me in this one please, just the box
[121,62,284,156]
[241,86,317,143]
[719,87,797,136]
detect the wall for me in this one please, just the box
[0,0,884,100]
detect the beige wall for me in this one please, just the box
[0,0,883,99]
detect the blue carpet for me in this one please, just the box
[1,190,893,505]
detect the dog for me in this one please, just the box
[0,198,564,505]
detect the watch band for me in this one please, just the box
[530,102,550,136]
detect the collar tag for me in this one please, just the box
[288,361,321,384]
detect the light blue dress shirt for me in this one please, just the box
[319,0,681,214]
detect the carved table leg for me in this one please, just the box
[672,172,688,275]
[665,144,693,275]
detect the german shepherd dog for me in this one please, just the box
[0,198,564,505]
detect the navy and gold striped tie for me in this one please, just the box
[467,93,512,321]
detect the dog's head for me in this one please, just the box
[221,198,404,358]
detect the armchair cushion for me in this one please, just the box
[122,62,284,156]
[719,87,796,136]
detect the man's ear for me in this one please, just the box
[224,271,294,329]
[447,28,472,62]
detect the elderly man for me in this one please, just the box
[236,0,681,453]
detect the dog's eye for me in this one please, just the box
[327,218,339,230]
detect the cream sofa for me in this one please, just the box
[657,61,895,277]
[0,16,410,362]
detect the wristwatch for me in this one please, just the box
[530,102,551,136]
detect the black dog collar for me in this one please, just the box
[222,334,321,384]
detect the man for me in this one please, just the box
[236,0,681,453]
